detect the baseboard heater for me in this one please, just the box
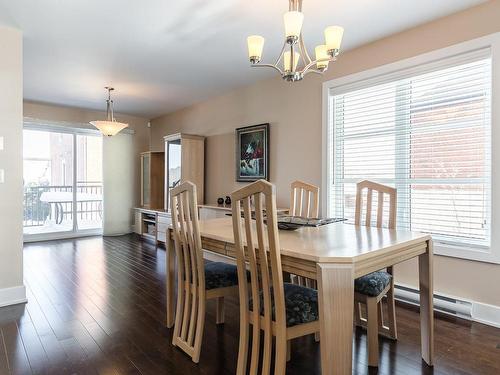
[394,284,472,319]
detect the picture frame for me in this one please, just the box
[235,123,269,182]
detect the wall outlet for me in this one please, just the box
[0,169,4,183]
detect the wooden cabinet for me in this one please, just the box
[133,208,171,244]
[164,133,205,211]
[140,151,165,208]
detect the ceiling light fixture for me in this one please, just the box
[246,0,344,82]
[90,87,129,136]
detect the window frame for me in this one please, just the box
[322,32,500,264]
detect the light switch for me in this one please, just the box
[0,169,4,183]
[0,137,3,150]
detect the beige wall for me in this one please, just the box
[0,26,25,305]
[102,133,136,235]
[24,101,150,234]
[150,1,500,306]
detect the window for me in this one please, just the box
[323,38,500,262]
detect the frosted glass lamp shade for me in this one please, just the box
[315,45,329,69]
[324,26,344,52]
[283,11,304,39]
[90,121,128,136]
[284,51,300,72]
[247,35,265,62]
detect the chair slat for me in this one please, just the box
[377,191,384,228]
[366,188,373,227]
[242,197,261,375]
[296,188,303,217]
[254,192,272,374]
[232,200,250,374]
[304,191,311,218]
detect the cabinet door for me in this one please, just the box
[142,154,151,207]
[166,138,182,211]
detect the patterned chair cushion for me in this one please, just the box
[249,283,319,327]
[355,271,392,297]
[204,262,248,290]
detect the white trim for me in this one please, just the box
[394,282,500,329]
[472,302,500,329]
[321,82,330,217]
[0,285,27,308]
[23,229,103,243]
[322,32,500,264]
[323,33,500,93]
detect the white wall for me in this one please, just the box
[0,26,26,306]
[102,133,135,235]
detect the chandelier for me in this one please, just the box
[246,0,344,82]
[90,87,129,136]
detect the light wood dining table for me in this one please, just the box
[165,217,434,374]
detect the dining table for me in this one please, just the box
[165,217,434,374]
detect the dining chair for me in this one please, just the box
[231,180,320,375]
[289,180,319,288]
[289,180,319,218]
[171,181,242,363]
[354,180,398,367]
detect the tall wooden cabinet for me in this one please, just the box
[140,151,165,208]
[164,133,205,211]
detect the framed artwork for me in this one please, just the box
[235,123,269,182]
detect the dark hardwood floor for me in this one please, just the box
[0,235,499,374]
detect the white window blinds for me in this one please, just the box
[330,50,492,247]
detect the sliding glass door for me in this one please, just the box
[23,126,103,239]
[76,134,103,231]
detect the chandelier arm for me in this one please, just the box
[300,57,334,74]
[303,68,325,76]
[298,33,312,64]
[251,63,285,75]
[274,41,288,67]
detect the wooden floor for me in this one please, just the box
[0,235,499,374]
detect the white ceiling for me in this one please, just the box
[0,0,487,118]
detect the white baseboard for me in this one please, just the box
[0,285,27,308]
[472,302,500,328]
[395,283,500,328]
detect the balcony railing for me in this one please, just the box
[23,182,103,229]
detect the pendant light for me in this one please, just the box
[90,87,129,136]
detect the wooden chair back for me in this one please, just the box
[170,181,206,360]
[290,180,319,218]
[355,180,397,229]
[231,180,287,374]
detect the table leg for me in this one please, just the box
[166,231,175,328]
[419,239,434,366]
[317,263,354,375]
